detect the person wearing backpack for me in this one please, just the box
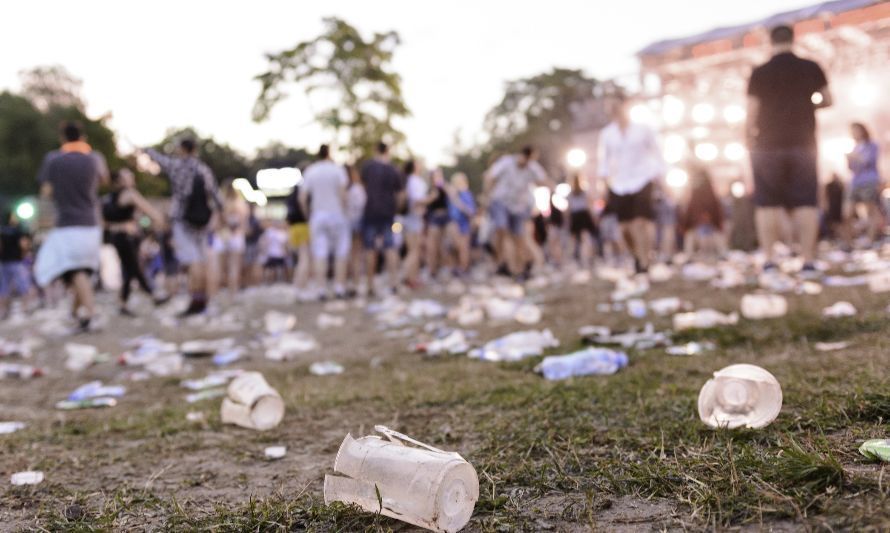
[144,138,221,316]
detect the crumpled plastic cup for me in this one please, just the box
[698,364,782,429]
[220,372,284,431]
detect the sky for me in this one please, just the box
[2,0,818,165]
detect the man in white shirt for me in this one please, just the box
[300,144,350,299]
[483,145,550,278]
[598,94,665,275]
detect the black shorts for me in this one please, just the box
[570,211,598,237]
[61,268,93,286]
[608,182,655,223]
[751,147,818,209]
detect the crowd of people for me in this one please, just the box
[0,24,884,332]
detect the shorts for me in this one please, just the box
[850,183,881,205]
[751,147,818,208]
[309,212,351,260]
[608,182,655,223]
[426,210,450,228]
[218,231,246,254]
[489,200,529,236]
[288,223,310,248]
[264,257,286,269]
[569,210,597,237]
[172,222,209,266]
[361,218,395,251]
[61,268,93,286]
[402,214,424,236]
[0,262,31,297]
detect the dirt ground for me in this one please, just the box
[1,261,890,531]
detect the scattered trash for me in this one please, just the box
[64,343,105,372]
[823,275,868,287]
[648,263,674,283]
[823,301,857,318]
[711,268,747,289]
[317,313,346,329]
[418,329,472,356]
[740,294,788,320]
[56,397,118,410]
[610,276,649,301]
[0,338,39,358]
[264,332,319,361]
[0,363,44,379]
[67,381,126,402]
[186,388,227,404]
[666,341,715,356]
[0,422,26,435]
[698,364,782,429]
[309,361,344,376]
[11,471,44,486]
[469,329,559,362]
[264,310,297,335]
[264,445,287,460]
[627,299,647,319]
[185,411,205,422]
[582,323,670,350]
[536,348,628,380]
[649,297,683,316]
[144,354,187,377]
[859,439,890,462]
[212,347,245,366]
[570,269,592,285]
[797,281,823,295]
[181,370,244,391]
[867,271,890,293]
[673,309,739,331]
[407,299,448,319]
[758,271,797,293]
[682,262,719,281]
[513,303,542,325]
[220,372,285,431]
[814,341,850,352]
[324,425,478,533]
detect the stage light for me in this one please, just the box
[551,193,569,212]
[662,96,685,126]
[257,168,302,196]
[666,168,689,188]
[692,103,715,124]
[565,148,587,169]
[534,186,552,216]
[851,76,877,107]
[724,142,746,161]
[731,181,746,199]
[15,201,35,221]
[694,143,719,161]
[630,104,656,125]
[663,134,686,164]
[811,92,824,105]
[723,104,746,124]
[555,183,572,198]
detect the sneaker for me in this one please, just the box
[495,264,511,277]
[153,294,172,307]
[800,262,821,280]
[119,307,137,318]
[762,261,778,272]
[178,300,207,318]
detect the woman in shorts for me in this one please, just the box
[218,181,249,292]
[847,122,883,244]
[446,172,476,276]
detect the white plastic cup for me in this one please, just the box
[868,271,890,293]
[220,372,284,431]
[740,294,788,320]
[698,364,782,429]
[324,426,478,533]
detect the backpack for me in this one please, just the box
[183,170,213,228]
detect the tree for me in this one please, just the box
[19,65,85,112]
[153,127,249,184]
[249,142,312,182]
[253,17,410,161]
[0,91,55,198]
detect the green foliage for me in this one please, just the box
[253,17,410,161]
[0,91,54,199]
[250,141,313,179]
[153,127,250,183]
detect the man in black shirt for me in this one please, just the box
[360,142,404,296]
[747,24,831,274]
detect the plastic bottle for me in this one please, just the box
[673,309,738,331]
[0,363,43,379]
[67,381,126,401]
[740,294,788,320]
[536,348,629,380]
[55,397,118,410]
[698,364,782,429]
[324,426,478,533]
[627,299,647,319]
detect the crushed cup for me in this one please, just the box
[740,294,788,320]
[698,364,782,429]
[324,425,478,533]
[220,372,284,431]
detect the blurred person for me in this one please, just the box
[360,142,404,296]
[102,168,168,315]
[567,174,598,267]
[34,121,109,332]
[483,145,550,279]
[402,160,428,288]
[598,203,625,265]
[300,144,351,299]
[261,220,289,283]
[0,211,34,318]
[654,183,678,263]
[243,204,264,287]
[597,93,664,276]
[680,168,726,259]
[345,165,366,292]
[747,24,831,274]
[285,180,311,295]
[424,169,450,280]
[145,138,221,316]
[824,173,847,246]
[847,122,883,244]
[546,194,567,267]
[217,181,249,293]
[446,172,476,276]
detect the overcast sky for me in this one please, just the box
[3,0,816,164]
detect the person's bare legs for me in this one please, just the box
[791,206,819,264]
[227,252,242,292]
[384,248,399,291]
[293,245,310,290]
[630,218,654,271]
[333,258,348,294]
[403,232,422,285]
[867,203,883,243]
[493,228,508,271]
[426,225,443,279]
[313,256,328,296]
[365,250,378,293]
[71,271,95,322]
[755,207,783,264]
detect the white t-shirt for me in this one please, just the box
[263,227,288,259]
[489,155,548,214]
[405,174,429,213]
[302,160,348,216]
[597,122,665,195]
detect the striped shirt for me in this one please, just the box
[146,149,221,221]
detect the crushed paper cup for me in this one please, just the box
[673,310,738,331]
[513,303,542,325]
[220,372,285,431]
[823,301,857,318]
[11,471,44,486]
[309,361,344,376]
[740,294,787,320]
[698,364,782,429]
[265,445,287,460]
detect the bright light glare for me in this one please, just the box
[551,193,569,212]
[666,168,689,188]
[663,134,686,163]
[565,148,587,169]
[851,77,877,106]
[392,222,403,234]
[15,201,35,221]
[724,142,746,161]
[731,181,746,199]
[692,127,709,139]
[257,168,302,195]
[723,104,746,124]
[555,183,572,198]
[533,186,552,216]
[691,103,716,124]
[811,92,824,105]
[694,143,719,161]
[662,96,685,126]
[630,104,656,125]
[232,178,252,193]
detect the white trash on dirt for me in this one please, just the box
[666,341,715,356]
[814,341,850,352]
[407,299,448,319]
[483,297,518,322]
[582,323,670,350]
[419,330,472,357]
[145,354,187,377]
[0,363,44,379]
[823,275,868,287]
[570,269,592,285]
[185,411,206,423]
[627,299,647,319]
[711,267,747,289]
[264,332,319,361]
[469,329,559,362]
[220,371,285,431]
[682,262,719,281]
[0,421,26,435]
[181,338,235,358]
[181,370,244,391]
[265,445,287,460]
[10,471,44,486]
[513,303,542,325]
[67,381,126,401]
[64,343,104,372]
[264,311,297,335]
[823,301,857,318]
[673,309,739,331]
[0,338,39,358]
[324,425,478,533]
[649,297,684,316]
[610,276,649,302]
[309,361,345,376]
[648,263,674,283]
[536,348,628,380]
[867,271,890,293]
[185,388,227,404]
[758,271,797,293]
[859,439,890,462]
[317,313,346,329]
[740,294,788,320]
[796,281,823,295]
[698,364,782,429]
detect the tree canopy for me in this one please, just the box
[253,17,410,161]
